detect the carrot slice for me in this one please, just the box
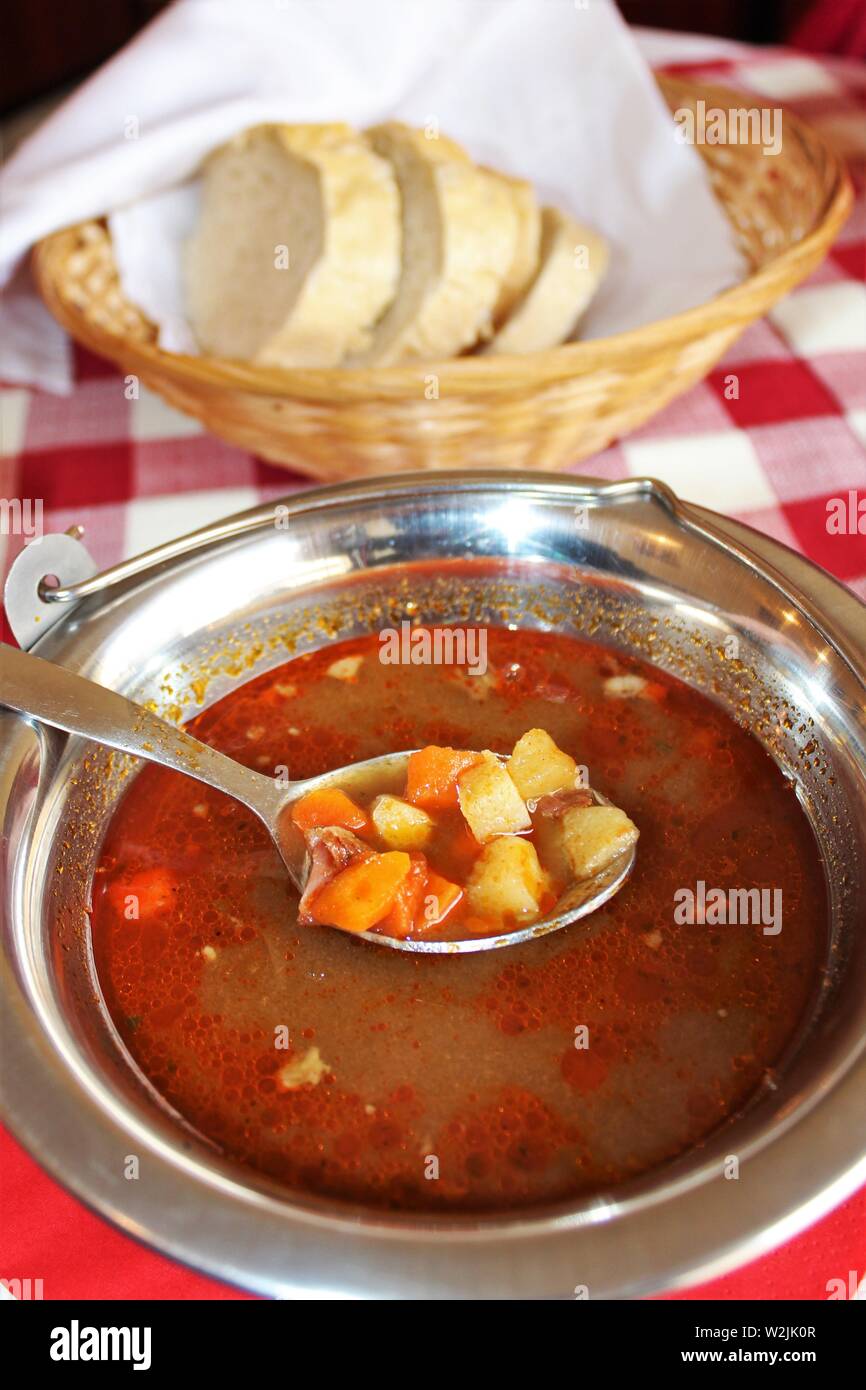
[380,852,429,938]
[107,868,176,920]
[463,914,500,936]
[291,787,369,834]
[643,680,667,704]
[311,851,411,933]
[414,870,463,933]
[405,746,483,810]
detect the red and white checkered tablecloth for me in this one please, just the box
[1,41,864,1301]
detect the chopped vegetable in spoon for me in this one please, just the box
[290,730,638,941]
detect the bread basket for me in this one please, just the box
[32,77,852,480]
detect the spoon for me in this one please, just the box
[0,643,635,953]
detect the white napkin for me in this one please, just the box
[0,0,744,393]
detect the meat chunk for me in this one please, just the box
[533,787,594,817]
[297,826,370,925]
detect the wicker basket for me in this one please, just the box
[32,77,852,480]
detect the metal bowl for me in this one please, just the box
[2,471,865,1299]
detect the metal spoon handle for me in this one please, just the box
[0,643,284,822]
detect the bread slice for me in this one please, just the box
[488,172,541,327]
[346,122,518,366]
[483,206,609,356]
[185,123,401,367]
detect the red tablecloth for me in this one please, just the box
[1,40,865,1300]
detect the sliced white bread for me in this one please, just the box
[488,172,541,327]
[346,122,518,366]
[185,123,401,368]
[483,206,609,356]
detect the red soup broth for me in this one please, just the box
[90,629,827,1212]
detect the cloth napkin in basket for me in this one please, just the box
[0,0,744,392]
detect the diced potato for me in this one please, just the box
[277,1047,329,1090]
[603,674,646,699]
[370,794,434,850]
[506,728,577,801]
[327,655,364,682]
[465,836,549,921]
[457,752,532,843]
[560,804,639,879]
